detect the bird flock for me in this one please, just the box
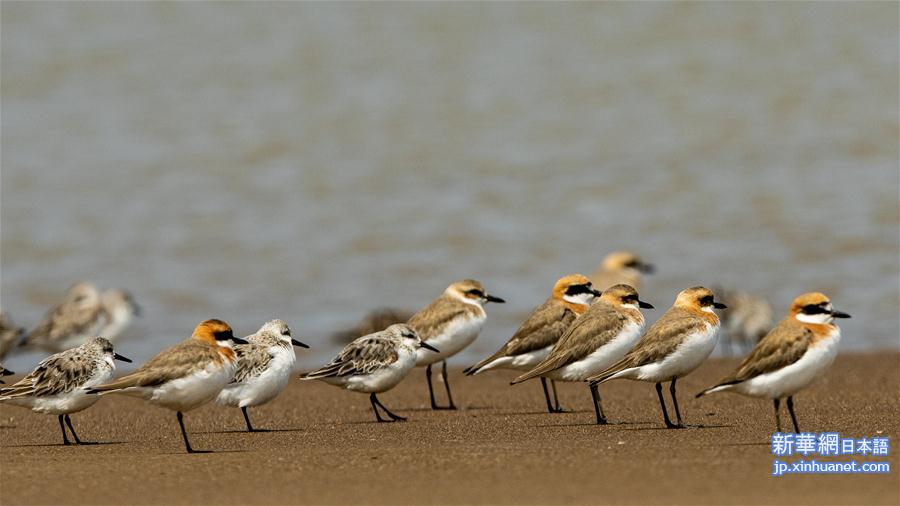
[0,251,849,453]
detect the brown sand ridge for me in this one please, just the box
[1,353,897,505]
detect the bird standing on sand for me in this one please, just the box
[590,251,654,291]
[20,282,105,353]
[696,292,849,432]
[300,324,438,422]
[0,337,131,445]
[88,319,246,453]
[408,279,505,410]
[589,286,726,428]
[216,319,309,432]
[465,274,600,413]
[512,285,653,423]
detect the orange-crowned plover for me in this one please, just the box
[512,285,652,423]
[0,337,131,444]
[465,274,600,413]
[300,324,438,422]
[216,319,309,432]
[696,292,849,432]
[408,279,504,410]
[89,319,245,453]
[589,286,725,428]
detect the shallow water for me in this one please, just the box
[2,3,898,372]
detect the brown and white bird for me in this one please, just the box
[20,282,105,353]
[591,251,655,291]
[589,286,726,428]
[300,324,438,422]
[0,337,131,445]
[464,274,600,413]
[408,279,505,410]
[696,292,849,432]
[89,319,246,453]
[511,285,653,423]
[0,309,26,361]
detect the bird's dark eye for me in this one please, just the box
[214,330,233,341]
[284,329,291,336]
[467,289,484,297]
[565,284,591,296]
[699,295,714,305]
[625,260,639,268]
[802,304,828,315]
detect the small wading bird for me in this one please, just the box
[300,324,438,422]
[591,251,655,291]
[511,285,652,424]
[89,319,245,453]
[0,337,131,445]
[408,279,504,410]
[589,287,726,428]
[464,274,600,413]
[696,292,849,432]
[216,319,309,432]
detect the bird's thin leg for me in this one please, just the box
[540,378,554,413]
[774,398,782,432]
[58,414,71,446]
[241,406,257,432]
[64,414,89,444]
[372,393,406,421]
[440,360,457,410]
[551,380,563,412]
[426,364,439,409]
[656,382,677,428]
[177,411,199,453]
[370,393,387,422]
[786,396,800,433]
[669,378,684,427]
[590,384,607,425]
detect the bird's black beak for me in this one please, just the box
[638,299,654,309]
[113,353,132,363]
[231,337,249,345]
[419,341,440,353]
[291,338,310,348]
[591,289,603,297]
[485,294,505,304]
[831,310,851,319]
[713,302,728,309]
[1,369,13,376]
[637,262,655,274]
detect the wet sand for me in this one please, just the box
[1,353,897,505]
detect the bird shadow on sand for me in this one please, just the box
[160,449,248,455]
[533,420,650,429]
[622,423,733,431]
[495,409,591,417]
[722,441,770,446]
[2,441,126,448]
[196,428,307,435]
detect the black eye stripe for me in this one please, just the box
[565,284,593,296]
[214,330,234,340]
[802,304,829,315]
[466,289,484,297]
[699,295,714,305]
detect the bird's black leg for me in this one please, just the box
[540,378,554,413]
[426,364,440,409]
[58,414,71,445]
[241,406,258,432]
[656,382,677,428]
[440,360,457,410]
[786,396,800,433]
[590,384,607,425]
[551,380,564,412]
[372,393,406,421]
[177,411,205,453]
[64,414,92,444]
[669,378,684,427]
[370,393,387,422]
[774,398,782,432]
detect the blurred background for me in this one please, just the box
[1,2,897,372]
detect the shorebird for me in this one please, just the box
[0,309,26,360]
[511,285,653,423]
[590,251,655,291]
[0,337,131,445]
[408,279,505,410]
[216,319,309,432]
[331,308,414,344]
[20,282,106,353]
[464,274,601,413]
[696,292,849,432]
[589,286,726,428]
[98,288,142,342]
[715,287,774,356]
[88,319,246,453]
[300,324,438,422]
[0,364,14,383]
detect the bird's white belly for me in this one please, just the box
[147,363,234,412]
[636,324,719,382]
[548,322,642,382]
[4,368,113,415]
[329,351,417,394]
[735,332,841,398]
[217,353,294,408]
[415,316,485,366]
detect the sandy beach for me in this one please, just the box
[0,353,896,505]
